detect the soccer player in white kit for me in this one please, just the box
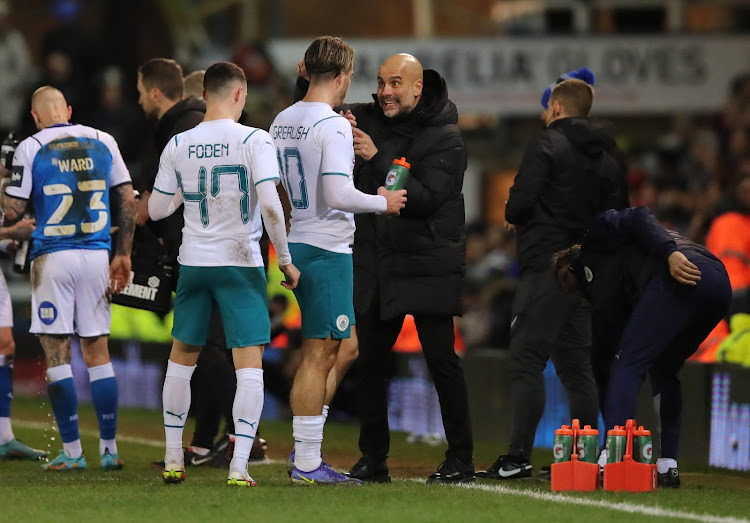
[0,218,46,461]
[1,86,136,472]
[271,36,406,485]
[149,61,299,487]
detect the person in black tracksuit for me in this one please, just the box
[554,207,732,488]
[137,59,236,464]
[479,76,629,479]
[294,53,472,483]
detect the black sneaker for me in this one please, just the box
[476,454,531,480]
[249,436,267,462]
[208,435,233,468]
[658,467,681,488]
[426,457,475,484]
[538,464,551,480]
[345,456,391,483]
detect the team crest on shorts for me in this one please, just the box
[336,314,349,331]
[38,301,58,325]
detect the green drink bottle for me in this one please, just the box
[633,426,653,464]
[606,426,626,463]
[385,157,410,190]
[553,425,574,463]
[576,425,599,464]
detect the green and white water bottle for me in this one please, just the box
[385,157,410,190]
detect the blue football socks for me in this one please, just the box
[46,364,81,457]
[88,363,118,455]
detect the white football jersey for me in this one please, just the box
[270,101,355,254]
[153,119,280,267]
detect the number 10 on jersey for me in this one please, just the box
[277,147,308,209]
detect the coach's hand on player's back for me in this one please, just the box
[109,255,132,294]
[339,109,356,128]
[279,262,300,290]
[378,186,407,216]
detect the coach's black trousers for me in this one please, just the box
[508,270,599,459]
[355,308,473,465]
[189,303,236,449]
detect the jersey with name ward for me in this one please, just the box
[271,101,357,254]
[153,119,280,267]
[6,123,131,260]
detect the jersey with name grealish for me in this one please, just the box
[153,119,280,268]
[6,123,131,260]
[271,101,355,254]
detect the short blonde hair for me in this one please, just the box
[550,79,594,117]
[304,36,354,82]
[183,70,205,99]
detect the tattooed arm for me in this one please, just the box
[110,182,136,294]
[0,192,28,226]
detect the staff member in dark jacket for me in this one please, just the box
[480,70,628,479]
[135,58,205,258]
[553,207,731,488]
[297,53,472,483]
[137,58,239,467]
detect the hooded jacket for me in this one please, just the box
[296,70,466,319]
[506,117,628,274]
[154,96,206,158]
[146,96,206,262]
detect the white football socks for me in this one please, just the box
[230,368,264,474]
[162,360,195,466]
[293,415,325,472]
[0,417,13,445]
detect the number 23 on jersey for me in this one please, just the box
[43,180,107,237]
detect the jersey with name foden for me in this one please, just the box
[153,119,280,267]
[271,101,356,254]
[6,124,131,260]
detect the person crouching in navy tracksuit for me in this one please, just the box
[553,207,731,488]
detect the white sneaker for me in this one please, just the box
[228,470,257,487]
[162,463,185,484]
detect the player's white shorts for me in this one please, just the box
[30,249,110,337]
[0,268,12,328]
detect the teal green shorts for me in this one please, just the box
[172,265,269,348]
[289,243,355,340]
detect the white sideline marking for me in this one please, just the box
[13,419,281,464]
[15,419,164,448]
[403,479,749,523]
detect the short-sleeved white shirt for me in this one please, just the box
[270,101,356,254]
[153,119,280,267]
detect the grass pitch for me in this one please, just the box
[1,397,750,522]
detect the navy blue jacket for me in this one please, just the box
[572,207,722,351]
